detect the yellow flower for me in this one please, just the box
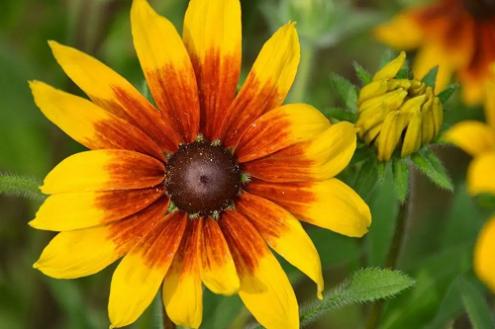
[444,76,495,292]
[375,0,495,105]
[28,1,371,328]
[356,52,443,161]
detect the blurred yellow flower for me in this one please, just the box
[356,52,443,161]
[444,75,495,292]
[375,0,495,105]
[474,216,495,293]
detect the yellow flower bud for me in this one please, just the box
[356,52,443,161]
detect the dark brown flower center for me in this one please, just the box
[165,140,241,216]
[464,0,495,20]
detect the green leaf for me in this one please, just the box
[392,158,409,203]
[366,173,400,266]
[411,148,454,191]
[354,158,380,199]
[422,66,439,88]
[395,59,411,80]
[329,72,358,112]
[300,268,415,327]
[437,83,459,104]
[423,278,465,329]
[353,61,372,85]
[321,106,357,122]
[0,173,44,201]
[461,279,495,329]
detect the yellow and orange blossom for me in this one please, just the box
[376,0,495,105]
[28,0,371,328]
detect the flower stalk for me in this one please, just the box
[0,173,43,201]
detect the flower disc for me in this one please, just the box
[165,141,241,216]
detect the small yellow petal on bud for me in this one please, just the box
[357,53,444,161]
[373,51,406,81]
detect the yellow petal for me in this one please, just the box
[200,218,239,295]
[183,0,241,139]
[238,192,324,299]
[461,75,485,106]
[238,254,299,329]
[131,0,199,142]
[41,150,165,194]
[222,22,300,147]
[358,79,412,104]
[29,81,162,158]
[376,111,410,161]
[163,220,203,329]
[236,103,330,162]
[373,51,406,81]
[48,41,180,151]
[357,89,408,135]
[244,122,356,182]
[31,188,164,231]
[219,211,299,329]
[109,212,187,328]
[468,152,495,196]
[443,121,495,156]
[413,43,454,94]
[374,12,423,50]
[34,199,169,279]
[34,226,122,279]
[474,216,495,293]
[401,111,422,157]
[248,179,372,237]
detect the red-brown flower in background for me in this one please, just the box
[28,0,371,328]
[375,0,495,105]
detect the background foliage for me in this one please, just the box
[0,0,493,328]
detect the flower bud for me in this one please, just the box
[356,52,443,161]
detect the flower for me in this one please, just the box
[444,76,495,292]
[375,0,495,105]
[356,52,443,161]
[28,0,371,328]
[474,216,495,292]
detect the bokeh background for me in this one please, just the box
[0,0,492,328]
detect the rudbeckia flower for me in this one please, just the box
[28,0,371,328]
[444,77,495,292]
[357,52,443,161]
[375,0,495,105]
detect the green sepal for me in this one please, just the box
[392,157,410,203]
[354,157,380,199]
[395,58,411,79]
[329,72,358,112]
[410,148,454,191]
[437,83,459,104]
[353,61,372,85]
[422,66,439,89]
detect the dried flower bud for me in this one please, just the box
[356,52,443,161]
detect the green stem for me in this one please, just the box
[365,188,411,329]
[288,41,316,102]
[0,173,44,201]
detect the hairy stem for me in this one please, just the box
[0,173,44,201]
[365,173,412,329]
